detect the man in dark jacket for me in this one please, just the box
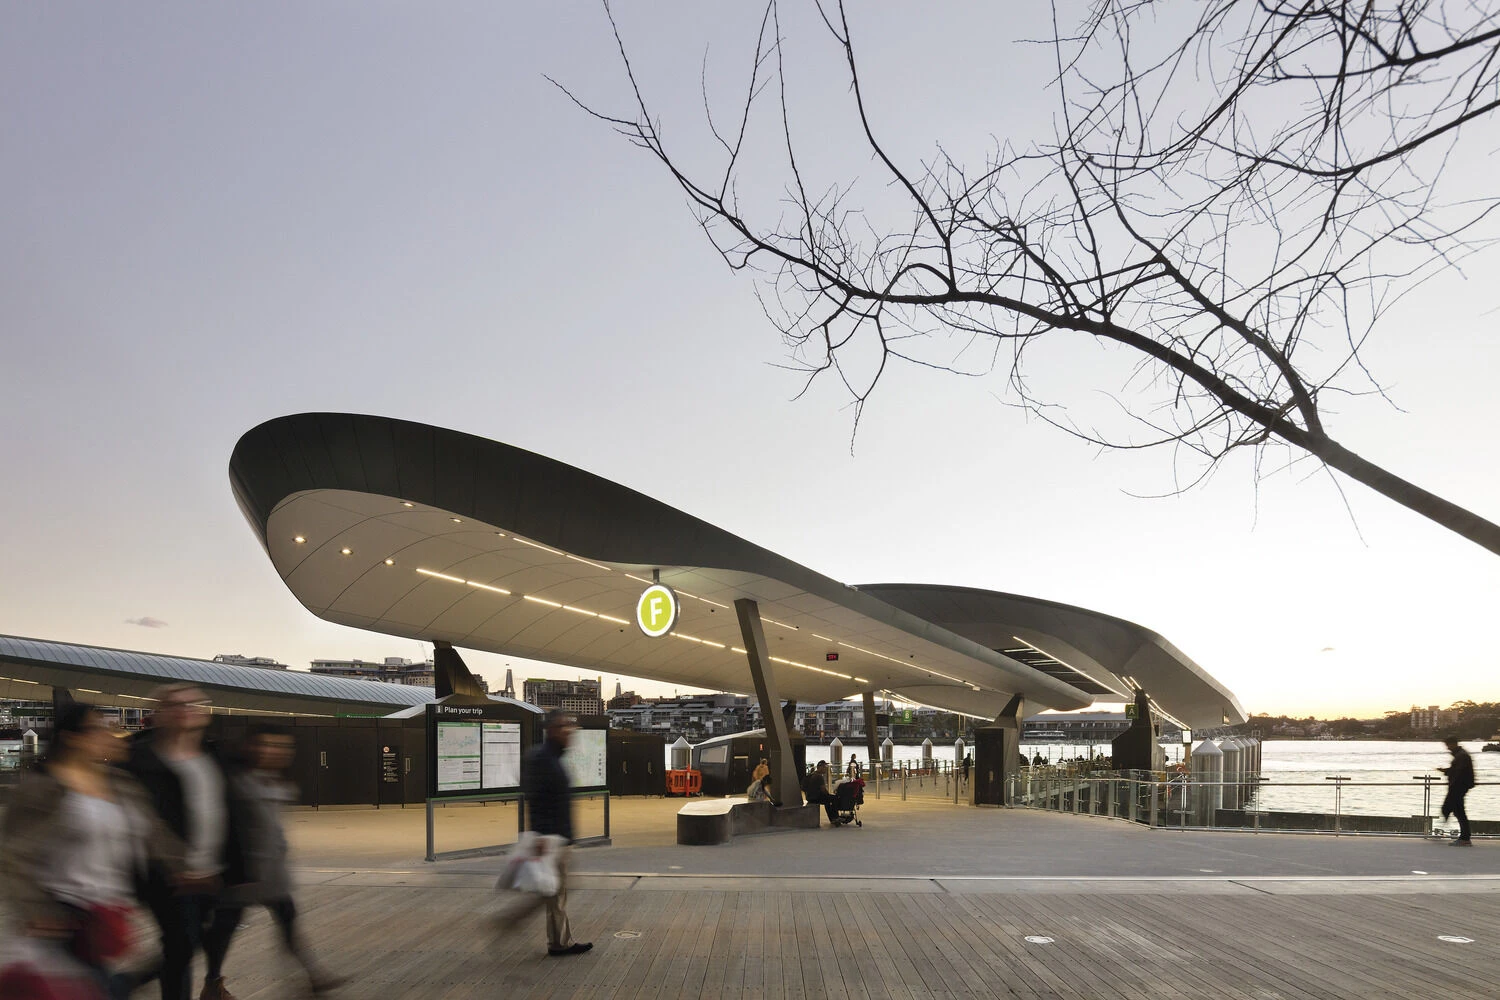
[500,711,592,956]
[1439,737,1475,845]
[801,761,840,825]
[123,684,249,1000]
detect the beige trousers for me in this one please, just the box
[501,843,573,949]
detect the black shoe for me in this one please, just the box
[548,942,593,957]
[1450,838,1473,846]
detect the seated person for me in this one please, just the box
[746,774,773,802]
[800,761,840,825]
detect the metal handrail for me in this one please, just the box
[424,789,611,862]
[1007,771,1492,837]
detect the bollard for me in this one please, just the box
[902,763,908,801]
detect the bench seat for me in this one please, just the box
[676,798,821,845]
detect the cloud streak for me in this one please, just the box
[124,616,169,628]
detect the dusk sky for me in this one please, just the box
[4,3,1497,720]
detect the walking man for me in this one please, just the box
[124,684,248,1000]
[1439,737,1475,846]
[500,711,592,956]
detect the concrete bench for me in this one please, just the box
[676,798,821,845]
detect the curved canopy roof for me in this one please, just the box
[230,413,1246,729]
[0,634,433,717]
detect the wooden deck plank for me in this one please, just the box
[188,879,1500,1000]
[839,881,917,1000]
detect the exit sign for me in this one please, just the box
[825,652,839,662]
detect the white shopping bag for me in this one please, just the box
[496,831,565,897]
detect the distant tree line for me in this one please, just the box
[1234,702,1500,741]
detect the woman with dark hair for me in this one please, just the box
[0,702,185,999]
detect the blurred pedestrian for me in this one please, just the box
[498,711,593,957]
[1439,737,1475,846]
[124,685,249,1000]
[1,702,184,1000]
[213,726,345,993]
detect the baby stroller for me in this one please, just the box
[831,778,864,827]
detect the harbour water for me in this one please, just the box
[689,738,1498,822]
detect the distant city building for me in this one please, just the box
[500,668,515,699]
[310,656,436,687]
[213,653,290,670]
[608,692,753,739]
[1410,704,1461,729]
[608,689,643,710]
[524,677,604,716]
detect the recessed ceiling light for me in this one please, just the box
[340,547,352,556]
[401,502,414,508]
[384,558,395,566]
[450,517,462,523]
[294,536,306,544]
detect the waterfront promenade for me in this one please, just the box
[204,797,1496,999]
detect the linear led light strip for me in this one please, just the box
[416,567,869,685]
[416,567,630,624]
[1010,636,1124,696]
[623,573,748,617]
[810,632,980,691]
[501,533,616,574]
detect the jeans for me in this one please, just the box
[208,897,311,976]
[146,891,226,1000]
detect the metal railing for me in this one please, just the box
[424,789,611,862]
[1008,768,1495,837]
[860,759,971,802]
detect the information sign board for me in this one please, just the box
[425,702,537,799]
[481,722,522,788]
[563,727,608,791]
[436,722,482,792]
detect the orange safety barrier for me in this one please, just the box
[666,768,702,796]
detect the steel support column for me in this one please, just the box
[735,598,803,808]
[974,694,1025,806]
[862,690,879,775]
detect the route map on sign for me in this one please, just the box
[436,722,482,792]
[564,728,608,790]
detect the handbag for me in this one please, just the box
[0,934,106,1000]
[71,903,137,966]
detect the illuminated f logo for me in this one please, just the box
[636,584,678,638]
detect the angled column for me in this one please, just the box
[432,641,487,699]
[1111,689,1163,772]
[735,598,803,807]
[974,694,1025,805]
[862,690,880,773]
